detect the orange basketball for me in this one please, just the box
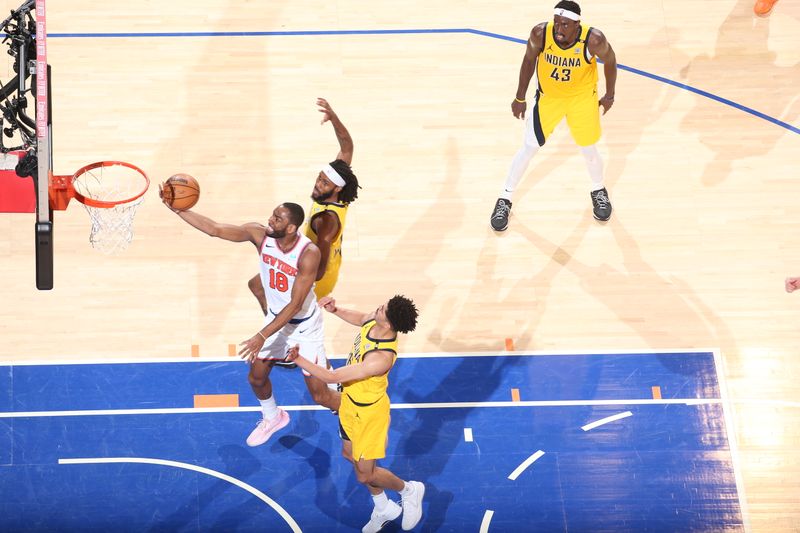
[160,173,200,211]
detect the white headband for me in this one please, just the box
[322,164,346,187]
[554,8,580,21]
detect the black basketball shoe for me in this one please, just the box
[490,198,512,231]
[590,188,612,221]
[273,360,298,369]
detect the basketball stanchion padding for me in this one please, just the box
[49,161,150,254]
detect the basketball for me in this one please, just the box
[160,173,200,211]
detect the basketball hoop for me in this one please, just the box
[49,161,149,254]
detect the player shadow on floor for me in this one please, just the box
[438,27,682,358]
[328,135,479,354]
[514,213,739,376]
[150,0,288,342]
[678,0,799,186]
[384,353,528,531]
[146,444,264,532]
[277,419,368,529]
[281,411,433,531]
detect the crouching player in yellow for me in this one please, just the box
[286,294,424,532]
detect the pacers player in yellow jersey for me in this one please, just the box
[249,98,360,369]
[249,98,359,309]
[286,295,425,533]
[490,0,618,231]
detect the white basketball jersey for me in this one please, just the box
[259,233,316,319]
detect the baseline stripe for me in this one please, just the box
[0,399,723,419]
[0,348,720,366]
[18,397,800,419]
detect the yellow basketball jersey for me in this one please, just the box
[536,23,598,97]
[303,200,348,298]
[342,319,398,405]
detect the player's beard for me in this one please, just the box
[270,228,287,239]
[312,189,335,202]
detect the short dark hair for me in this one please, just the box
[385,295,418,334]
[282,202,305,227]
[554,1,581,15]
[330,159,361,204]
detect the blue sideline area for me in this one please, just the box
[0,352,743,532]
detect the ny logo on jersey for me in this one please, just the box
[575,48,581,54]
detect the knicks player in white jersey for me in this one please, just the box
[167,201,338,446]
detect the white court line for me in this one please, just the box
[479,510,494,533]
[508,450,545,480]
[0,348,720,366]
[581,411,633,431]
[0,399,724,419]
[464,428,473,442]
[8,397,799,420]
[58,457,302,532]
[713,349,751,532]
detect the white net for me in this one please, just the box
[71,162,148,255]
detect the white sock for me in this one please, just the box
[259,396,279,420]
[400,481,414,497]
[580,144,605,191]
[501,141,540,200]
[372,491,389,512]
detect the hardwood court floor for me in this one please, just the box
[1,0,798,530]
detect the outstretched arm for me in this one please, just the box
[317,296,372,326]
[511,23,545,120]
[589,30,617,115]
[287,345,393,384]
[238,243,322,361]
[173,209,264,247]
[318,98,353,165]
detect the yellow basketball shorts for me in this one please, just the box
[528,89,602,147]
[338,393,391,461]
[313,260,340,299]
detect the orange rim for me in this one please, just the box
[71,161,150,209]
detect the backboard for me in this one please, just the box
[0,0,52,289]
[34,0,53,290]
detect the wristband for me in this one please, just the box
[514,98,526,103]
